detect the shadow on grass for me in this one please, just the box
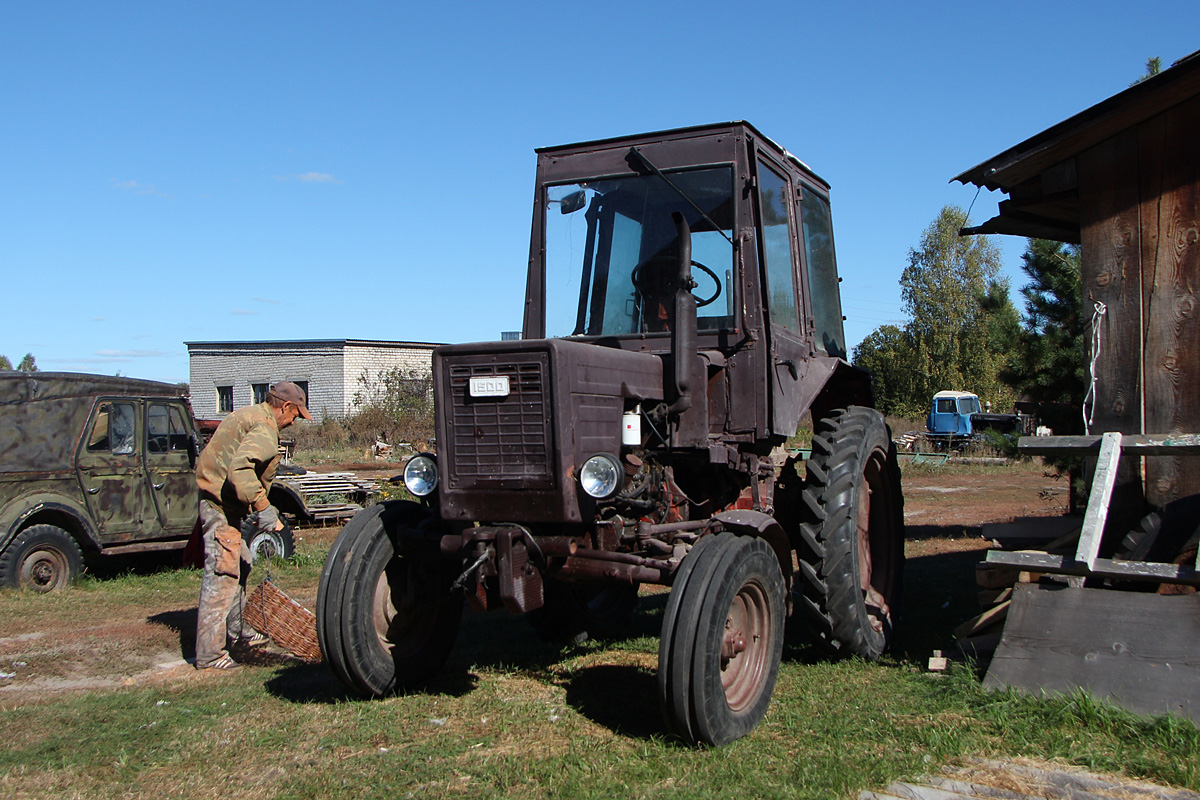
[896,526,990,662]
[250,536,989,736]
[149,608,196,662]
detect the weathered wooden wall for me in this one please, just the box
[1140,93,1200,506]
[1078,93,1200,510]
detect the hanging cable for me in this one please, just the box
[1082,301,1107,435]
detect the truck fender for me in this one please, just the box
[1,494,101,554]
[268,481,313,523]
[711,509,793,585]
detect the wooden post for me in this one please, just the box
[1078,131,1146,535]
[1140,93,1200,507]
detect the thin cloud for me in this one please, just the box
[275,172,343,184]
[232,309,258,316]
[111,179,170,198]
[94,349,170,358]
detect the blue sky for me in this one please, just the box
[3,2,1197,384]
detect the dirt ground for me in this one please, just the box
[0,462,1069,705]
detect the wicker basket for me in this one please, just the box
[244,578,322,662]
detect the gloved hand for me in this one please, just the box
[254,505,281,533]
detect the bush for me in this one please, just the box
[290,367,435,462]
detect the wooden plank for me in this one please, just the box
[985,551,1200,586]
[983,583,1200,722]
[1092,558,1200,586]
[1078,131,1147,539]
[1075,431,1121,568]
[985,551,1086,574]
[1018,433,1200,455]
[1141,93,1200,506]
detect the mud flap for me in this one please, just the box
[984,583,1200,722]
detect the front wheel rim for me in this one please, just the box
[720,579,771,712]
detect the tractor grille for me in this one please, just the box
[444,354,554,489]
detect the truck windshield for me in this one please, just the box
[544,166,735,338]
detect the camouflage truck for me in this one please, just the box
[0,371,295,592]
[318,122,904,746]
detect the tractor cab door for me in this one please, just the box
[754,156,809,437]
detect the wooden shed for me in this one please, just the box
[955,49,1200,515]
[953,52,1200,721]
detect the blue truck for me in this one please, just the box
[925,390,1025,447]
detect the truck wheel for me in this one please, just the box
[659,533,785,746]
[527,580,639,641]
[317,507,462,696]
[0,524,85,593]
[799,406,904,660]
[244,521,295,564]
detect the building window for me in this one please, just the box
[217,386,233,414]
[292,381,309,402]
[252,383,269,404]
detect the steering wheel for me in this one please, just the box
[631,257,722,308]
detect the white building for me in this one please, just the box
[186,339,441,420]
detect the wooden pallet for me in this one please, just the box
[276,471,380,523]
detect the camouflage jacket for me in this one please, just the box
[194,402,280,515]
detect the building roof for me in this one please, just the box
[952,50,1200,243]
[185,339,442,350]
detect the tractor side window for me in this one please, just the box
[800,187,846,358]
[935,398,956,414]
[89,402,136,455]
[757,163,799,333]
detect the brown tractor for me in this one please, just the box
[317,121,904,746]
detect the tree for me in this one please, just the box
[853,205,1019,416]
[1004,239,1085,410]
[0,355,11,371]
[852,325,919,416]
[16,353,37,372]
[1131,56,1162,86]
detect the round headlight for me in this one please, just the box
[579,453,622,500]
[403,454,439,497]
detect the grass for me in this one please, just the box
[0,460,1194,799]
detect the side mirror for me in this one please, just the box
[558,189,586,215]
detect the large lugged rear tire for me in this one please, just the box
[798,406,904,659]
[659,533,786,746]
[0,524,85,592]
[317,503,462,696]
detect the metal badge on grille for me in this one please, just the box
[469,375,510,398]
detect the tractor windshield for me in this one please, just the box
[544,166,735,338]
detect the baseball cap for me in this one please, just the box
[269,381,312,420]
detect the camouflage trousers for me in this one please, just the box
[195,499,256,668]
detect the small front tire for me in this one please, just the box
[659,533,786,746]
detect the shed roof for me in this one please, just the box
[952,50,1200,243]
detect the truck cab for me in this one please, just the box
[927,390,983,437]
